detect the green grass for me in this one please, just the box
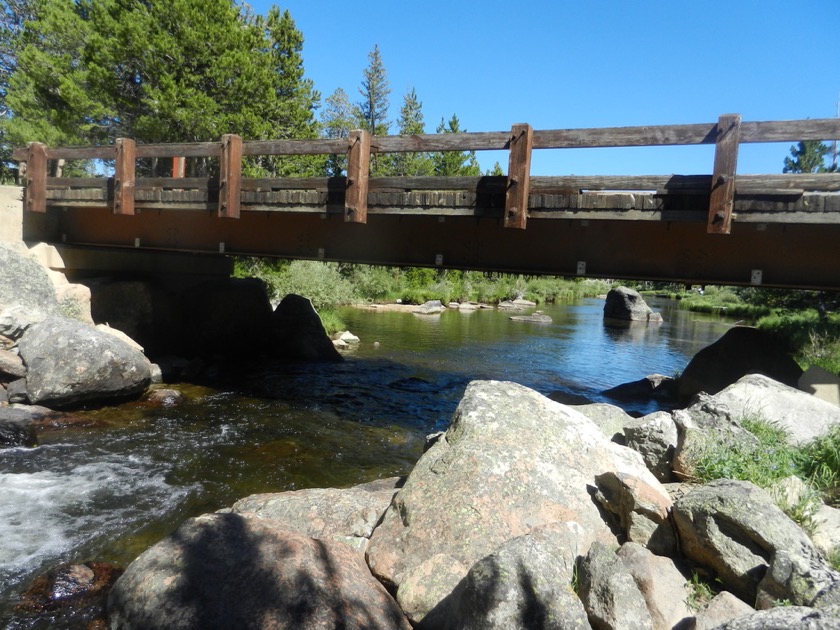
[317,309,346,336]
[686,572,717,612]
[683,416,838,529]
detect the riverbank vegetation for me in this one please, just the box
[233,258,613,333]
[685,415,840,539]
[640,284,840,374]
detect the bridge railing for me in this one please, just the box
[12,115,840,235]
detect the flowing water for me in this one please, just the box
[0,297,732,627]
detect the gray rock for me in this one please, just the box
[671,394,758,481]
[673,479,839,606]
[509,311,552,323]
[418,524,591,630]
[624,411,678,482]
[0,347,25,379]
[603,287,663,323]
[18,317,151,408]
[414,300,443,315]
[711,374,840,445]
[6,377,28,403]
[272,294,343,362]
[678,326,802,400]
[108,512,411,630]
[571,402,635,443]
[0,244,61,331]
[230,480,399,552]
[690,591,755,630]
[0,411,37,448]
[712,605,840,629]
[603,374,676,404]
[617,542,692,630]
[366,380,664,623]
[579,541,653,630]
[812,505,840,558]
[594,471,675,555]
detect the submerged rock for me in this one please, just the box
[17,562,123,613]
[0,407,37,448]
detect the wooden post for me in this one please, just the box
[219,134,242,218]
[25,142,48,213]
[345,129,370,223]
[114,138,136,215]
[707,113,741,234]
[504,123,533,229]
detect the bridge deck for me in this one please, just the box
[14,116,840,290]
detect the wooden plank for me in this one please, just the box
[24,142,48,213]
[345,129,370,223]
[505,123,533,229]
[708,114,741,234]
[135,142,222,159]
[219,134,242,218]
[740,118,840,143]
[242,138,351,156]
[114,138,136,215]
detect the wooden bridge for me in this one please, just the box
[12,114,840,290]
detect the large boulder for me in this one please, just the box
[0,244,61,338]
[108,512,410,630]
[603,287,663,323]
[229,478,401,552]
[711,373,840,445]
[678,326,802,400]
[271,294,342,362]
[418,524,591,630]
[365,380,668,623]
[18,317,151,408]
[672,479,839,607]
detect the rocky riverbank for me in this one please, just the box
[105,377,840,629]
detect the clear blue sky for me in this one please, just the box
[249,0,839,176]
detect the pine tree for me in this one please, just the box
[2,0,322,178]
[390,87,432,176]
[355,44,390,175]
[432,114,481,176]
[321,87,354,176]
[783,140,834,173]
[253,6,323,176]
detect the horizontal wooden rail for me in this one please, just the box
[14,115,840,235]
[13,118,840,162]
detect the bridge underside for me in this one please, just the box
[25,185,840,290]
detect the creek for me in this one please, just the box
[0,297,731,627]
